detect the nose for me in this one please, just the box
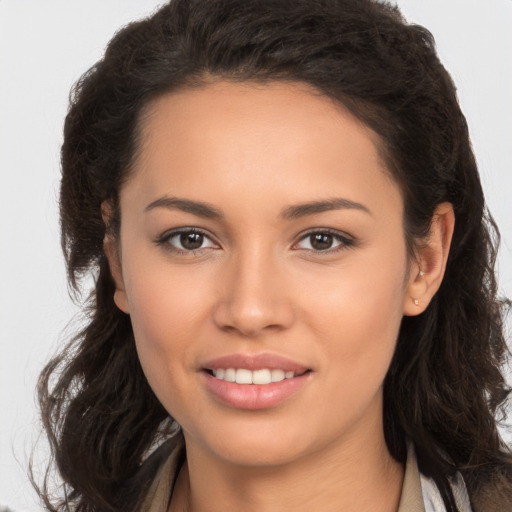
[212,249,295,337]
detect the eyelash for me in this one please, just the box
[294,229,355,254]
[155,227,355,255]
[155,228,218,255]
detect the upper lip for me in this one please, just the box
[202,353,310,373]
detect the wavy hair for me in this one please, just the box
[35,0,511,510]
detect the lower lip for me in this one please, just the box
[202,371,311,410]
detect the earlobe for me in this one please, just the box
[403,202,455,316]
[113,288,130,314]
[101,201,130,314]
[107,243,130,313]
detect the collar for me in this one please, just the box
[399,444,473,512]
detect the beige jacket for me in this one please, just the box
[140,440,511,512]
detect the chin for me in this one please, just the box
[182,415,335,469]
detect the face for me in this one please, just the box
[109,81,421,467]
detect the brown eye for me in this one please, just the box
[309,233,334,250]
[180,232,204,250]
[160,229,218,253]
[295,230,353,252]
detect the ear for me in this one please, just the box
[403,202,455,316]
[101,201,130,314]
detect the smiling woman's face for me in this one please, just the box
[108,81,421,467]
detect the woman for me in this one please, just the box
[36,0,512,511]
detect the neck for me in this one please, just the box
[170,418,404,512]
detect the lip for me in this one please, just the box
[202,353,310,373]
[201,353,312,410]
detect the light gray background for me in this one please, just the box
[1,1,510,510]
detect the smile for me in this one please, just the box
[211,368,304,385]
[201,353,312,409]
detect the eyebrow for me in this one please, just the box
[144,196,371,219]
[281,198,372,219]
[144,197,223,218]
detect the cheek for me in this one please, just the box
[303,277,405,438]
[306,247,408,390]
[122,260,214,408]
[321,283,403,369]
[124,249,213,339]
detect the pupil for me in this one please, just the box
[311,233,333,250]
[180,232,203,250]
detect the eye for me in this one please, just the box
[157,228,218,253]
[295,230,353,252]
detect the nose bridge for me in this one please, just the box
[213,242,293,336]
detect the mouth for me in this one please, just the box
[204,368,311,385]
[201,353,313,410]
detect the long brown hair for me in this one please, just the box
[35,0,511,510]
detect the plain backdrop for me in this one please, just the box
[0,1,511,510]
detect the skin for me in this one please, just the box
[105,81,454,512]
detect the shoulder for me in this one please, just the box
[468,471,512,512]
[411,442,512,512]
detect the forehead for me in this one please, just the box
[125,80,401,217]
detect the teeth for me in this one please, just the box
[235,369,252,384]
[253,369,272,385]
[224,368,236,382]
[211,368,300,384]
[271,369,285,382]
